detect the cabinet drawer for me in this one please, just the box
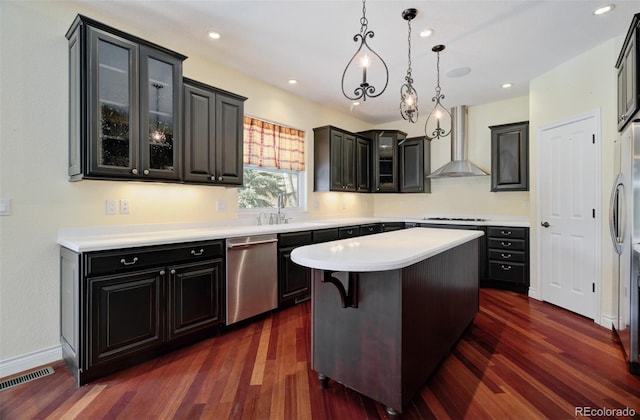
[85,241,224,276]
[488,238,526,251]
[488,249,526,263]
[338,226,360,239]
[359,224,381,235]
[278,231,313,247]
[488,261,527,284]
[313,228,340,243]
[487,227,527,239]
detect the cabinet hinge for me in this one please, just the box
[592,283,595,293]
[592,209,595,218]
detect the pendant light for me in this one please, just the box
[341,0,389,102]
[424,45,452,141]
[400,8,418,123]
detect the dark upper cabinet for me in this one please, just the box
[314,126,367,192]
[183,78,246,185]
[67,15,186,182]
[356,138,371,192]
[617,13,640,132]
[489,121,529,192]
[399,136,431,193]
[359,130,406,192]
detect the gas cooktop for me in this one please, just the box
[423,217,488,222]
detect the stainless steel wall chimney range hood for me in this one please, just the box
[427,105,489,178]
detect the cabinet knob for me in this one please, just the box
[131,168,138,175]
[159,270,165,276]
[170,269,176,275]
[218,176,223,181]
[210,175,216,181]
[143,169,150,175]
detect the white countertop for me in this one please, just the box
[58,216,527,253]
[290,227,484,272]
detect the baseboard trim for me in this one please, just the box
[528,287,541,300]
[599,313,616,329]
[0,345,62,379]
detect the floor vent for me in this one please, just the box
[0,366,54,391]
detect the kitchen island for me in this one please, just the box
[291,227,484,415]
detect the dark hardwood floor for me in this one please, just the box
[2,289,639,419]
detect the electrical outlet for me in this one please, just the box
[106,199,117,215]
[120,200,130,214]
[0,198,11,216]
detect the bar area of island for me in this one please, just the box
[290,227,484,415]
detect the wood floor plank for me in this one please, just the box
[2,289,639,419]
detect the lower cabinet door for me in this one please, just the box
[88,268,165,368]
[168,260,223,340]
[278,248,311,306]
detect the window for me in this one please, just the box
[238,165,300,209]
[238,117,305,210]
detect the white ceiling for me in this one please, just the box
[70,0,637,124]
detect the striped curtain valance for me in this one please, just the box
[243,116,305,171]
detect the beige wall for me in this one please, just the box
[529,37,621,323]
[0,0,625,368]
[372,96,530,218]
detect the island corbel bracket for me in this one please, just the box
[322,271,359,308]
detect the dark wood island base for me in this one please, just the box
[311,239,480,414]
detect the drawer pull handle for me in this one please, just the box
[501,230,512,236]
[347,230,353,235]
[501,241,512,247]
[120,257,138,266]
[501,253,512,259]
[191,249,205,256]
[501,265,512,271]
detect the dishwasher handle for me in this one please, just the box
[227,238,278,249]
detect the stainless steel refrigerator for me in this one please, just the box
[610,121,640,374]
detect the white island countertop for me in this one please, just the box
[290,227,484,272]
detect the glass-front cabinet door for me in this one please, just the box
[89,28,139,177]
[140,47,182,180]
[375,133,397,192]
[86,28,181,180]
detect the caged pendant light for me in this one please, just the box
[400,8,418,123]
[424,44,452,141]
[341,0,389,102]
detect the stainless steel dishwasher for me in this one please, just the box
[226,234,278,325]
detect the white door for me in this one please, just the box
[539,114,598,319]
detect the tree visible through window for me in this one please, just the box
[238,166,299,209]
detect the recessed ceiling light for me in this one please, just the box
[208,31,221,39]
[502,83,513,89]
[593,4,615,15]
[288,79,297,85]
[446,67,471,78]
[419,29,434,38]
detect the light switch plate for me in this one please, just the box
[106,199,117,215]
[0,198,11,216]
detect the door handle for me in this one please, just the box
[541,221,550,228]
